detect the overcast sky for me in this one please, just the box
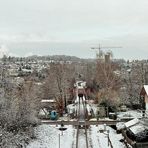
[0,0,148,59]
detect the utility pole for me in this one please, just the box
[59,133,60,148]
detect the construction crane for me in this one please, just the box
[91,44,122,59]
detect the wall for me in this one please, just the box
[145,94,148,110]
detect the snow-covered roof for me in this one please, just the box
[125,118,139,128]
[117,110,142,119]
[129,124,146,135]
[75,81,86,88]
[116,122,125,130]
[77,86,84,89]
[144,85,148,96]
[41,99,56,103]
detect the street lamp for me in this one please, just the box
[57,121,67,148]
[58,122,67,135]
[99,124,112,147]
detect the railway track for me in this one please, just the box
[75,97,90,148]
[84,125,89,148]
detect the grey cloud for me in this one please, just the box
[0,0,148,59]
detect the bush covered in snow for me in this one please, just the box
[0,71,42,147]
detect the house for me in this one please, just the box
[41,99,56,109]
[121,118,148,147]
[140,85,148,110]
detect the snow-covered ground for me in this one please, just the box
[117,110,142,119]
[27,124,126,148]
[89,125,125,148]
[27,124,74,148]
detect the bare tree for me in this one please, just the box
[0,75,41,130]
[122,62,146,107]
[43,63,76,115]
[94,53,121,107]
